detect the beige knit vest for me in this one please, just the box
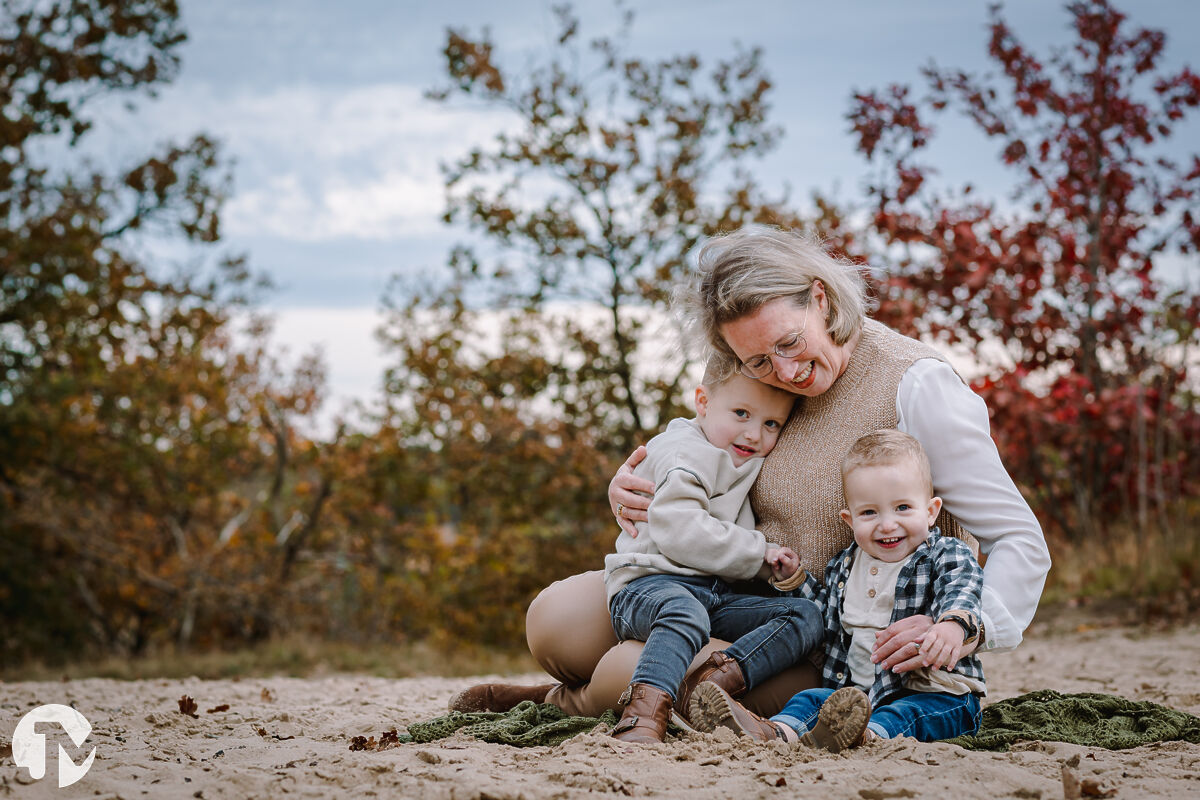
[751,319,974,580]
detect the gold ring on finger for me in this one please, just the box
[616,503,625,518]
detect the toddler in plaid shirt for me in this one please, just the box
[689,429,986,750]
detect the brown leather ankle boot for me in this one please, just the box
[688,681,787,742]
[674,650,747,719]
[611,683,673,743]
[447,682,558,713]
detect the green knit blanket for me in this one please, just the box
[944,689,1200,751]
[396,691,1200,751]
[401,701,618,747]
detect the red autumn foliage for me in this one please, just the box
[847,0,1199,538]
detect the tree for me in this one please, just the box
[367,5,830,631]
[407,4,814,448]
[0,0,330,662]
[848,0,1199,538]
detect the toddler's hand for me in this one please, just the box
[765,546,800,581]
[915,620,967,671]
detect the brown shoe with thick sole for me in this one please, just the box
[674,650,747,719]
[611,683,673,743]
[688,681,787,742]
[797,686,871,753]
[447,682,557,713]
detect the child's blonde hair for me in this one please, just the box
[841,429,933,496]
[699,356,795,413]
[700,355,734,389]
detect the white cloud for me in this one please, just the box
[203,84,492,160]
[90,82,519,242]
[225,168,446,241]
[212,84,516,240]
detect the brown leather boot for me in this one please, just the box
[447,682,558,713]
[688,681,788,742]
[797,686,870,753]
[674,650,747,719]
[611,683,673,743]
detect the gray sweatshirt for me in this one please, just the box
[603,418,771,602]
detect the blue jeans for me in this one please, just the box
[773,687,982,742]
[609,574,823,700]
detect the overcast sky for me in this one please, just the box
[84,0,1200,431]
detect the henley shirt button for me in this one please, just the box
[870,566,879,575]
[868,588,876,598]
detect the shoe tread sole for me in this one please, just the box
[799,687,870,753]
[688,682,776,742]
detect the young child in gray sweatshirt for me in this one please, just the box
[605,368,823,743]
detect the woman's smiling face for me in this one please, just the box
[718,287,854,398]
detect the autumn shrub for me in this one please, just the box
[1041,499,1200,617]
[0,1,332,667]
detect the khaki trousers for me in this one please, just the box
[527,570,820,717]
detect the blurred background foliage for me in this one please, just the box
[2,0,1197,675]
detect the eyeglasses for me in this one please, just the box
[737,304,810,379]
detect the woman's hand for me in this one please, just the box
[872,615,980,673]
[878,618,979,671]
[609,445,654,537]
[871,615,935,673]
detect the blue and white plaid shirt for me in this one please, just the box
[788,528,986,707]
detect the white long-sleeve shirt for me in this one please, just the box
[897,358,1051,653]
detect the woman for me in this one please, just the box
[450,226,1051,718]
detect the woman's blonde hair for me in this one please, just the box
[675,226,871,377]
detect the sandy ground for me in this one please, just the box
[3,618,1200,800]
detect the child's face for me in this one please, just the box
[695,374,794,467]
[839,460,943,562]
